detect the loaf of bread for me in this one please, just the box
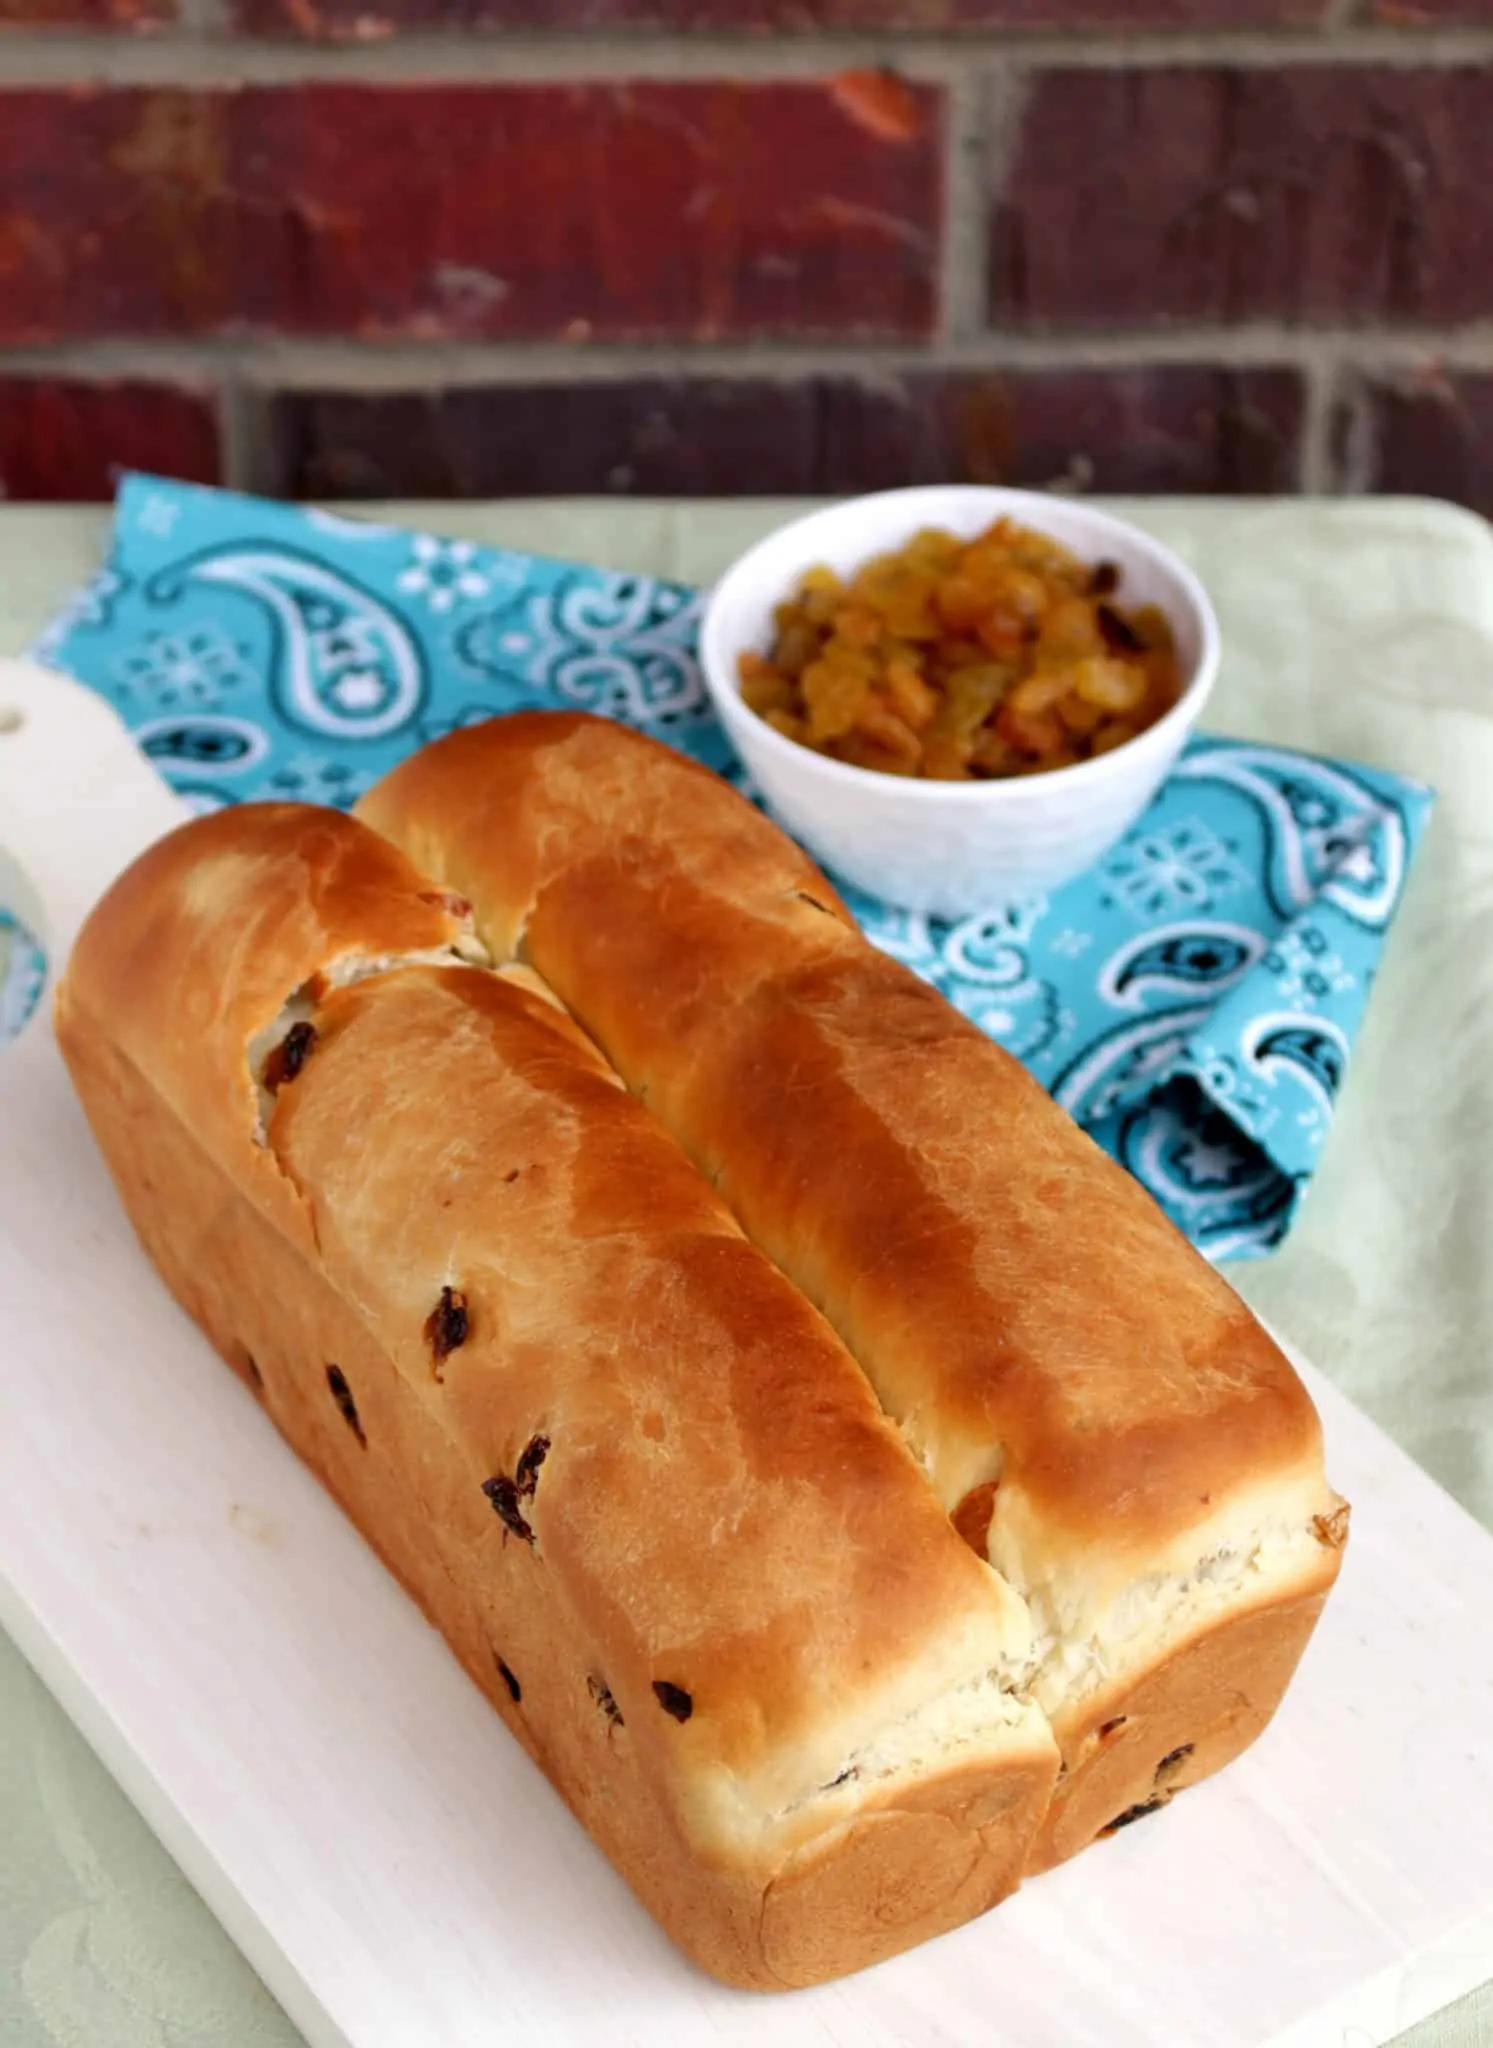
[56,710,1347,1988]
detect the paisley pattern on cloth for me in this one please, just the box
[25,474,1434,1261]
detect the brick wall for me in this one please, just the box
[1,6,1491,507]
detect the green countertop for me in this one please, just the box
[3,496,1491,2048]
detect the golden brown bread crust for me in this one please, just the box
[55,802,1058,1990]
[52,803,479,1260]
[356,714,1320,1534]
[357,710,1347,1861]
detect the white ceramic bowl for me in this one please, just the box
[699,485,1220,918]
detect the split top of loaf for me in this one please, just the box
[356,712,1346,1729]
[56,801,1054,1861]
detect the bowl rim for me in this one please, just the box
[698,484,1220,803]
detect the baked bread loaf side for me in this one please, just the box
[55,803,1059,1991]
[358,711,1349,1873]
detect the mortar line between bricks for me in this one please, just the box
[8,327,1493,386]
[2,26,1493,85]
[935,63,990,348]
[215,378,260,494]
[174,0,231,39]
[979,61,1031,351]
[1333,363,1379,494]
[1297,346,1342,495]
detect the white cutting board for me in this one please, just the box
[3,658,1493,2048]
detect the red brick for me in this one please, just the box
[1350,370,1493,515]
[270,365,1304,500]
[0,0,169,24]
[992,67,1493,330]
[1369,1,1493,19]
[234,0,1319,30]
[0,380,219,500]
[274,381,820,497]
[816,367,1305,494]
[0,83,939,343]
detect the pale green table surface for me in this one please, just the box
[3,497,1491,2048]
